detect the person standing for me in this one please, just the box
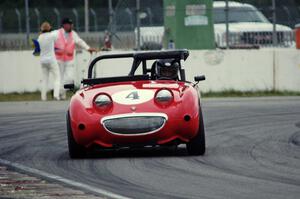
[103,30,112,50]
[54,18,97,99]
[37,22,60,101]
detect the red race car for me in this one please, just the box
[65,50,206,158]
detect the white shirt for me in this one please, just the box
[38,31,58,64]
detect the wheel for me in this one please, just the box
[67,111,86,159]
[186,107,206,155]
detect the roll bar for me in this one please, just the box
[87,49,189,79]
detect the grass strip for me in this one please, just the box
[0,91,73,102]
[201,90,300,98]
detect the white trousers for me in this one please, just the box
[41,61,60,101]
[58,60,75,99]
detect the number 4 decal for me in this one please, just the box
[126,91,139,100]
[112,89,154,105]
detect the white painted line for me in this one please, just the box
[0,158,131,199]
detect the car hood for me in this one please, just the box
[84,80,183,95]
[76,80,192,107]
[214,22,292,33]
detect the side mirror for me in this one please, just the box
[64,83,75,90]
[194,75,206,82]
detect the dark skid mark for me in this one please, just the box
[289,131,300,146]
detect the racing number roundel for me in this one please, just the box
[112,89,154,105]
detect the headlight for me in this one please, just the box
[155,89,173,103]
[94,94,112,107]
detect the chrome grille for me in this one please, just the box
[101,113,167,135]
[241,31,284,45]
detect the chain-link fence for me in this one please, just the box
[0,1,163,50]
[0,0,299,50]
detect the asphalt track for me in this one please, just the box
[0,97,299,199]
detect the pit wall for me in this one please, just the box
[0,49,300,93]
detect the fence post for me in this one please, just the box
[34,8,40,32]
[108,0,113,32]
[25,0,30,46]
[15,8,22,33]
[282,6,292,28]
[84,0,89,32]
[146,7,153,25]
[53,8,61,29]
[90,8,97,31]
[225,0,229,49]
[272,0,277,46]
[72,8,80,31]
[136,0,141,50]
[125,8,134,29]
[0,11,3,33]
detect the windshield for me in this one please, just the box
[213,7,269,24]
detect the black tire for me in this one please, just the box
[186,108,206,156]
[67,111,86,159]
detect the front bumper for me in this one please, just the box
[70,111,199,148]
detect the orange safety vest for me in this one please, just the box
[54,28,75,61]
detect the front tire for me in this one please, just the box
[186,108,206,155]
[67,111,86,159]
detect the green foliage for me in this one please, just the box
[0,91,73,102]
